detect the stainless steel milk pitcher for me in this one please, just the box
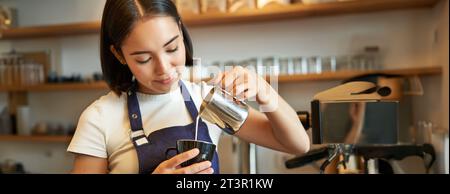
[199,86,249,135]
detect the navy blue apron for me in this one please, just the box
[127,81,219,174]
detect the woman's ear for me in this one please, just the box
[110,45,127,65]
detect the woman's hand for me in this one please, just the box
[208,66,275,106]
[152,148,214,174]
[207,66,311,155]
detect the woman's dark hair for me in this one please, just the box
[100,0,194,95]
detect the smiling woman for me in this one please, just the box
[100,0,194,95]
[113,16,186,94]
[67,0,310,174]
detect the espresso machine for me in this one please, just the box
[287,75,436,174]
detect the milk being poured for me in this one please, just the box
[194,116,200,141]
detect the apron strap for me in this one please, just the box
[127,81,203,147]
[180,81,200,120]
[127,83,148,147]
[126,80,218,173]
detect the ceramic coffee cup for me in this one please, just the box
[165,139,216,167]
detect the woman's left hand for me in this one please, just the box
[207,66,275,106]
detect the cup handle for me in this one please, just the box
[165,147,177,160]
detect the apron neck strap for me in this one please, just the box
[127,82,144,132]
[127,80,200,132]
[180,81,200,120]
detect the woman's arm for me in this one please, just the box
[344,102,366,144]
[208,66,310,155]
[71,154,109,174]
[236,95,310,155]
[71,150,213,174]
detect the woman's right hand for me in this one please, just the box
[152,148,214,174]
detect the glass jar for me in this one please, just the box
[321,56,337,72]
[262,57,280,77]
[227,0,256,12]
[335,55,351,72]
[293,57,308,75]
[279,57,295,75]
[256,0,290,9]
[247,58,265,76]
[279,58,288,75]
[200,0,227,13]
[211,61,223,74]
[239,59,257,74]
[364,46,381,70]
[307,56,322,74]
[174,0,200,14]
[350,54,366,71]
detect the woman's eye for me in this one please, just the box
[136,58,152,64]
[167,46,178,53]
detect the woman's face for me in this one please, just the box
[120,16,186,94]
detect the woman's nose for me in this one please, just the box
[154,56,171,75]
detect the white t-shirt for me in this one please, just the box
[67,80,222,174]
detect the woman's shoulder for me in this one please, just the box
[82,91,126,117]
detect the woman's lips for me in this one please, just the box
[154,73,177,85]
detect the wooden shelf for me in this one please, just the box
[182,0,439,27]
[272,66,443,83]
[0,67,442,92]
[0,21,100,40]
[0,81,109,92]
[0,0,439,40]
[0,135,72,143]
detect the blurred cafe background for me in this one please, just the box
[0,0,448,174]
